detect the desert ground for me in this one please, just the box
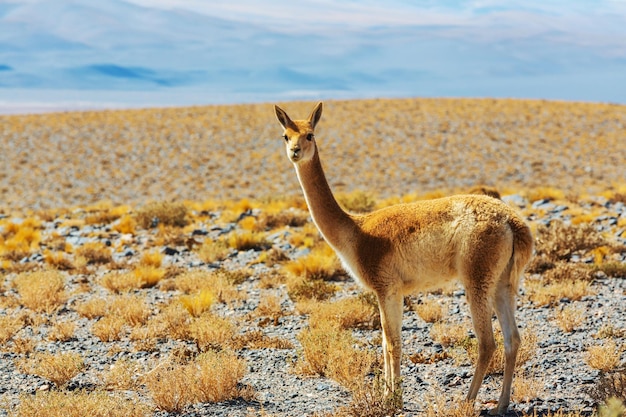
[0,98,625,417]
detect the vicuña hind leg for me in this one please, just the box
[492,278,521,415]
[465,289,497,404]
[378,292,403,404]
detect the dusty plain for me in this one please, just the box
[0,98,625,417]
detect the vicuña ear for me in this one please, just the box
[308,102,323,129]
[275,105,294,130]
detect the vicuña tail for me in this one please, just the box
[508,218,534,290]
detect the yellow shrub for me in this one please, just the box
[179,289,215,317]
[189,313,235,351]
[18,352,84,387]
[135,201,188,228]
[140,250,163,267]
[284,243,345,281]
[527,187,566,202]
[9,390,150,417]
[0,315,24,343]
[76,241,112,265]
[586,339,624,371]
[133,265,166,288]
[13,270,67,313]
[113,214,136,234]
[296,321,374,389]
[227,231,270,251]
[144,350,246,412]
[239,216,257,231]
[308,297,377,330]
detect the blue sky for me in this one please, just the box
[0,0,625,112]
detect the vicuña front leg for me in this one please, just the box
[378,293,404,406]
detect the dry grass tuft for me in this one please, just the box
[586,339,624,372]
[543,262,595,283]
[414,298,447,323]
[461,325,538,375]
[113,214,137,234]
[231,329,294,350]
[284,244,344,301]
[512,372,544,403]
[321,374,401,417]
[196,238,231,263]
[529,220,605,273]
[527,187,566,202]
[307,297,378,330]
[189,313,236,352]
[296,321,374,389]
[132,265,166,288]
[227,230,271,251]
[253,293,286,324]
[13,270,67,313]
[47,320,76,342]
[286,276,338,302]
[337,190,377,213]
[91,315,125,342]
[148,302,191,340]
[0,314,24,343]
[430,321,470,347]
[8,390,150,417]
[257,207,310,230]
[100,271,140,293]
[107,294,151,326]
[179,289,215,317]
[144,349,246,412]
[135,201,188,228]
[553,304,586,333]
[10,337,37,355]
[0,218,42,260]
[421,393,478,417]
[43,250,75,270]
[101,358,142,391]
[18,352,84,387]
[139,250,163,267]
[594,261,626,279]
[76,241,112,265]
[73,297,108,319]
[525,277,594,307]
[284,243,346,282]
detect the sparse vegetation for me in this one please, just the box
[18,352,84,387]
[8,390,150,417]
[135,201,189,229]
[586,340,624,372]
[296,321,375,389]
[1,99,625,416]
[13,270,67,313]
[414,298,446,323]
[461,325,538,375]
[143,349,247,412]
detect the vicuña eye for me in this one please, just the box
[306,133,314,141]
[283,134,288,141]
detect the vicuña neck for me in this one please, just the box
[294,147,356,249]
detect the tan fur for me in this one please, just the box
[275,102,533,415]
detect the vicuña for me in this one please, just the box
[274,102,533,415]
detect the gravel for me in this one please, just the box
[0,193,625,417]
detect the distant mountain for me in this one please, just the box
[0,0,625,113]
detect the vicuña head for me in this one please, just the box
[276,101,322,164]
[274,102,533,415]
